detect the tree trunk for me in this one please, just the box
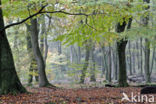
[0,0,26,94]
[40,15,49,65]
[140,38,143,75]
[13,30,20,74]
[40,34,44,54]
[40,15,46,54]
[115,45,119,80]
[73,46,78,63]
[128,41,132,75]
[100,48,105,78]
[117,40,128,87]
[101,46,108,80]
[70,45,73,63]
[80,42,90,83]
[44,32,48,62]
[142,0,151,83]
[57,41,65,72]
[90,44,96,82]
[113,46,117,80]
[108,45,112,83]
[28,58,39,84]
[136,40,140,71]
[144,39,151,83]
[132,44,136,74]
[116,18,132,87]
[30,19,50,87]
[26,24,39,84]
[150,47,155,75]
[78,46,81,64]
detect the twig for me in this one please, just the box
[85,16,97,31]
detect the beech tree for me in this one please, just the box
[29,18,51,87]
[0,0,26,94]
[142,0,151,83]
[116,18,133,87]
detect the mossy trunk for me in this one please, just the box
[0,0,26,94]
[116,18,132,87]
[117,40,128,87]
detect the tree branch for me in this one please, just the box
[41,11,89,16]
[0,5,90,32]
[0,4,48,32]
[85,16,97,31]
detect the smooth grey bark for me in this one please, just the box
[73,46,79,63]
[26,24,39,84]
[142,0,151,83]
[116,18,132,87]
[112,45,118,80]
[108,45,112,82]
[78,46,81,64]
[30,19,50,87]
[71,46,78,63]
[44,15,51,62]
[44,32,48,62]
[136,40,140,71]
[80,41,90,83]
[150,47,155,75]
[0,0,26,94]
[13,30,21,74]
[90,44,96,82]
[40,15,49,64]
[128,41,132,75]
[140,38,143,75]
[100,48,105,77]
[40,17,45,54]
[70,45,73,63]
[132,44,136,74]
[144,39,151,83]
[57,41,65,72]
[115,44,119,80]
[58,41,62,55]
[101,46,108,79]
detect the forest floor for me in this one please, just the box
[0,86,156,104]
